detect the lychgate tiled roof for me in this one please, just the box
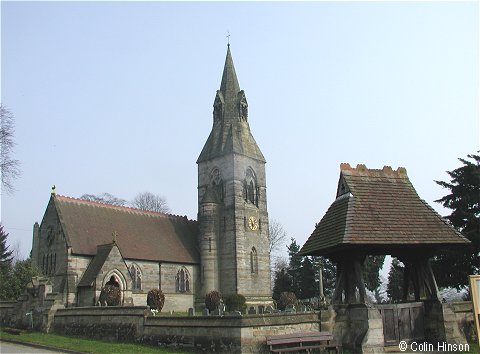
[299,163,470,256]
[53,195,199,264]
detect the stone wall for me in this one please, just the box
[424,301,475,345]
[67,253,91,295]
[197,150,271,306]
[160,263,197,312]
[0,301,18,326]
[52,307,321,353]
[35,199,70,295]
[449,301,476,343]
[0,279,65,332]
[53,306,148,342]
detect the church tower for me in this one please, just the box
[197,45,271,309]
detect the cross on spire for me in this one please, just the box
[226,31,231,46]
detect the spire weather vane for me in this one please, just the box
[226,31,231,46]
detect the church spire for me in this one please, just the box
[197,46,265,164]
[220,45,240,99]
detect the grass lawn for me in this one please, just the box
[0,329,185,353]
[466,342,480,354]
[3,328,478,353]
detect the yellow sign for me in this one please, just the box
[469,275,480,347]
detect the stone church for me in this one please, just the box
[31,45,272,312]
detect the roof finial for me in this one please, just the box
[51,185,56,195]
[226,30,231,47]
[112,231,118,244]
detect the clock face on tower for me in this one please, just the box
[248,216,258,231]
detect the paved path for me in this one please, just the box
[0,341,69,353]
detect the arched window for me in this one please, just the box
[176,267,190,293]
[129,264,142,290]
[250,247,258,274]
[243,168,258,207]
[248,181,255,204]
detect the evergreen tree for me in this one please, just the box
[433,153,480,289]
[278,238,337,303]
[0,258,40,300]
[310,256,337,300]
[363,255,386,292]
[321,257,337,298]
[272,268,292,301]
[0,224,13,269]
[373,279,388,304]
[287,238,302,298]
[386,258,404,302]
[299,257,316,299]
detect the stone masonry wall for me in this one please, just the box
[53,306,148,342]
[424,301,475,345]
[36,199,69,295]
[52,307,321,353]
[159,263,197,312]
[197,154,271,306]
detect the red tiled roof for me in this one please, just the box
[53,195,199,264]
[299,164,470,256]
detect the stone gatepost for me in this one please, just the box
[320,306,336,332]
[424,300,473,345]
[332,304,384,354]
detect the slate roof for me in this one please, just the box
[52,195,199,264]
[299,163,470,256]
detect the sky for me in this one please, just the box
[1,1,478,261]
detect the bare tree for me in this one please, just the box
[131,192,170,213]
[269,219,288,254]
[0,105,21,194]
[269,219,288,288]
[80,193,127,206]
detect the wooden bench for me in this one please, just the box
[266,331,342,353]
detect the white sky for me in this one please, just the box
[1,1,478,260]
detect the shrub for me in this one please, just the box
[224,293,247,313]
[98,284,121,306]
[278,291,297,310]
[205,290,222,311]
[147,289,165,311]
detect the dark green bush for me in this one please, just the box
[224,293,247,313]
[205,290,222,311]
[147,288,165,311]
